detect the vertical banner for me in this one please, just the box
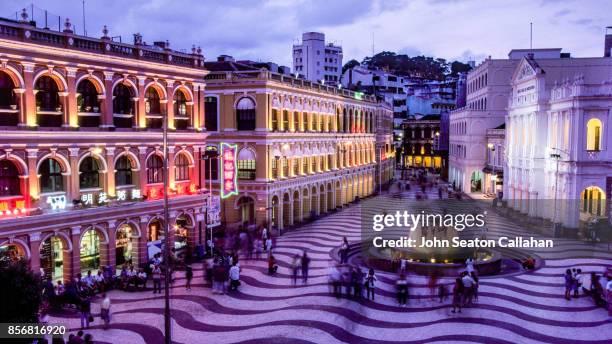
[220,142,238,199]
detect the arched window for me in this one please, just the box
[79,157,101,189]
[145,87,161,114]
[35,76,62,127]
[586,118,602,151]
[175,153,190,181]
[39,158,63,193]
[77,79,101,127]
[146,155,163,184]
[174,90,189,130]
[0,71,17,126]
[113,83,133,115]
[115,156,133,186]
[236,97,256,131]
[271,109,279,131]
[0,160,20,196]
[282,110,289,131]
[237,148,256,180]
[77,79,100,113]
[581,186,605,217]
[35,76,60,112]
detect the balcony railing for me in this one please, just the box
[0,18,204,69]
[205,70,377,103]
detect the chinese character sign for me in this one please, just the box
[220,142,238,199]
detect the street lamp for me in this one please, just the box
[487,143,496,195]
[203,147,219,256]
[161,102,172,344]
[549,147,570,234]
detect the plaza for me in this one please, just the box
[47,184,612,344]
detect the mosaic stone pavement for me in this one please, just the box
[49,187,612,344]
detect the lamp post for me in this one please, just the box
[487,143,495,195]
[550,147,570,235]
[203,147,219,256]
[161,103,171,344]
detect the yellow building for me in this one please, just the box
[203,60,394,230]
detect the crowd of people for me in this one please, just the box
[565,267,612,313]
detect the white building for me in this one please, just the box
[293,32,342,85]
[505,54,612,230]
[449,49,565,194]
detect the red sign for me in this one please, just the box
[0,197,27,217]
[220,142,238,199]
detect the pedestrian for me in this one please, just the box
[185,264,193,290]
[329,264,341,297]
[465,257,474,274]
[344,267,354,297]
[461,272,475,306]
[83,333,93,344]
[365,268,377,300]
[229,262,240,291]
[204,256,213,284]
[428,273,439,300]
[265,236,273,253]
[340,237,349,264]
[438,283,448,303]
[396,273,408,307]
[268,253,278,275]
[212,259,225,294]
[79,297,92,329]
[470,271,479,302]
[152,266,162,294]
[400,257,407,274]
[291,254,301,286]
[564,269,573,300]
[100,293,111,329]
[451,277,463,313]
[352,267,363,299]
[301,251,311,284]
[572,268,582,298]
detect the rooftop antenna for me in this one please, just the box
[530,22,533,51]
[371,32,375,57]
[82,0,87,36]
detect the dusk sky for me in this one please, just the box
[2,0,610,67]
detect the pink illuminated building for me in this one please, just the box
[0,13,210,282]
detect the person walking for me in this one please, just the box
[396,273,408,307]
[461,272,475,306]
[268,253,278,275]
[100,293,111,329]
[152,266,162,294]
[451,277,464,313]
[340,237,349,264]
[301,251,311,284]
[573,268,583,298]
[564,269,573,300]
[365,268,377,301]
[352,267,363,299]
[79,297,92,329]
[229,262,240,291]
[291,254,301,286]
[185,264,193,290]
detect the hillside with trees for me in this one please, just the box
[346,51,472,80]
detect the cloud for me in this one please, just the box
[0,0,609,67]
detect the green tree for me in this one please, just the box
[342,59,360,74]
[0,260,42,323]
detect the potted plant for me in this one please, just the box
[93,106,99,112]
[10,104,17,110]
[55,105,62,112]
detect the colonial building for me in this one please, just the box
[0,14,210,282]
[341,65,408,149]
[483,124,505,197]
[449,51,530,193]
[505,53,612,230]
[401,114,446,172]
[203,59,394,230]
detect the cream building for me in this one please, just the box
[203,61,394,230]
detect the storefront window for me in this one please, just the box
[80,230,100,272]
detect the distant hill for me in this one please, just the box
[345,51,472,80]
